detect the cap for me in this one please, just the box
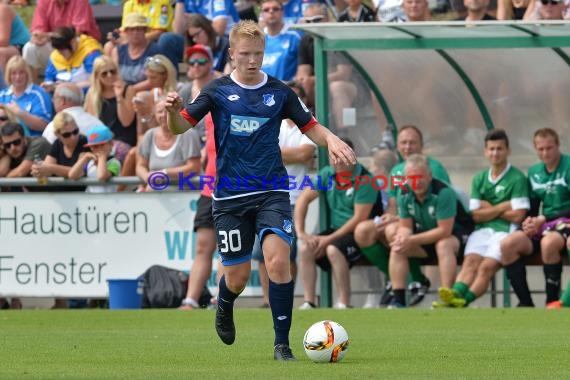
[185,44,214,62]
[122,13,148,30]
[85,125,114,147]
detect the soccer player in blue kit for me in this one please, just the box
[165,20,355,361]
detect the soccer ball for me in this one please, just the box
[303,320,349,363]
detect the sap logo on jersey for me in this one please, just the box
[230,115,269,136]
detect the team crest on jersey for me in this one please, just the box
[428,206,435,217]
[230,115,269,136]
[262,94,275,107]
[495,185,505,193]
[228,94,240,101]
[283,219,293,234]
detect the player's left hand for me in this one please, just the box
[327,135,356,166]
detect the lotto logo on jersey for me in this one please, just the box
[230,115,269,136]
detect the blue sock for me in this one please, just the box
[269,279,294,346]
[217,275,240,311]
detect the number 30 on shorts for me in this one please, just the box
[218,229,242,253]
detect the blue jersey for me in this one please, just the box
[0,84,53,137]
[261,31,300,81]
[181,72,317,200]
[177,0,240,36]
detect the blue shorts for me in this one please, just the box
[252,204,297,263]
[212,191,294,266]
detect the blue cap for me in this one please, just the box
[84,125,113,147]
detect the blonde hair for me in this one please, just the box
[144,54,178,93]
[4,55,33,88]
[229,20,265,49]
[405,153,430,173]
[85,55,118,117]
[52,111,77,133]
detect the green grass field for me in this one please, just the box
[2,308,569,379]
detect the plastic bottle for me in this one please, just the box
[33,154,48,186]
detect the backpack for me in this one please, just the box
[141,265,212,308]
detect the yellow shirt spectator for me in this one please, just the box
[122,0,173,32]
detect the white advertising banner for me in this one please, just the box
[0,192,318,298]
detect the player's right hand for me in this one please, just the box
[165,92,183,113]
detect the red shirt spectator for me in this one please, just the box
[31,0,101,41]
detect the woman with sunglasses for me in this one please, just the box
[31,111,88,193]
[0,55,53,137]
[85,56,137,148]
[117,54,178,190]
[185,14,230,74]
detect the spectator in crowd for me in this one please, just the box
[457,0,497,19]
[295,4,358,131]
[68,124,121,193]
[0,2,30,72]
[118,0,184,70]
[180,45,222,107]
[117,54,178,189]
[260,0,301,82]
[531,0,567,19]
[338,0,377,22]
[387,154,473,308]
[174,0,241,37]
[85,56,137,148]
[0,121,51,188]
[42,26,103,93]
[23,0,101,82]
[32,111,87,192]
[401,0,431,20]
[377,125,452,306]
[296,138,381,309]
[373,0,408,21]
[111,13,161,90]
[497,0,534,19]
[136,99,201,192]
[253,82,316,307]
[0,55,53,137]
[435,130,529,308]
[185,14,231,74]
[500,128,570,307]
[43,82,102,143]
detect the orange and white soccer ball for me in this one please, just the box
[303,320,349,363]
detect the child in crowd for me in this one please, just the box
[68,124,121,193]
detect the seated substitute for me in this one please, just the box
[296,138,382,309]
[500,128,570,307]
[435,129,529,307]
[388,154,473,308]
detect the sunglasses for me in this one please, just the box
[3,138,22,150]
[188,57,209,66]
[262,6,282,12]
[0,116,9,121]
[189,29,202,41]
[540,0,560,3]
[100,69,117,77]
[59,128,79,139]
[144,56,166,71]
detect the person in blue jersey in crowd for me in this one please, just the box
[166,20,355,361]
[0,55,53,137]
[260,0,301,82]
[174,0,240,37]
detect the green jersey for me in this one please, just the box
[397,178,472,235]
[528,154,570,220]
[470,164,530,233]
[313,163,380,230]
[388,156,451,199]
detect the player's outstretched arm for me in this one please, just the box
[304,124,356,166]
[165,92,194,135]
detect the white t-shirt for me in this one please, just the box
[43,106,103,144]
[279,120,316,204]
